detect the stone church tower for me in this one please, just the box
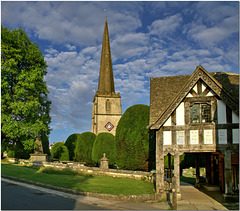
[91,17,122,135]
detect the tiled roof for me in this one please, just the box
[150,68,239,127]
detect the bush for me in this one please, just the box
[75,132,96,165]
[59,146,69,161]
[51,142,69,161]
[7,150,15,158]
[64,133,79,160]
[115,104,153,171]
[92,133,116,166]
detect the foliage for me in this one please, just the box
[51,142,69,161]
[180,153,206,169]
[13,142,33,159]
[75,132,96,165]
[7,150,15,158]
[59,146,69,161]
[64,133,79,160]
[164,154,185,169]
[1,26,51,156]
[115,104,153,171]
[92,133,116,165]
[37,167,92,177]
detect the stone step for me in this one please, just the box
[202,184,220,191]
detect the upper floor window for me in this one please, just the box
[190,103,211,123]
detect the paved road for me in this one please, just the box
[1,181,107,210]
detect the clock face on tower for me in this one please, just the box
[105,122,114,131]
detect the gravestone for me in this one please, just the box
[30,136,47,162]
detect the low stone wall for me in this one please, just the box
[22,161,155,183]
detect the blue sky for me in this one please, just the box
[1,1,239,145]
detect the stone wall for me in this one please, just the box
[21,161,155,183]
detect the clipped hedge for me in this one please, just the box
[64,133,79,160]
[51,142,69,161]
[59,146,69,161]
[115,104,153,171]
[75,132,96,165]
[92,133,116,166]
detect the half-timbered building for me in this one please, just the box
[149,65,239,199]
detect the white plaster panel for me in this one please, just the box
[232,111,239,123]
[176,131,185,145]
[204,130,213,144]
[190,130,199,145]
[202,83,207,93]
[186,93,193,98]
[206,90,214,96]
[164,116,171,126]
[218,129,227,144]
[163,131,172,145]
[176,102,185,125]
[232,129,239,144]
[193,84,198,93]
[217,100,226,124]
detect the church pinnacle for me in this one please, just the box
[95,16,117,97]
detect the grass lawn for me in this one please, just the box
[1,162,155,195]
[180,175,206,185]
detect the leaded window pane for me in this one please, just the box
[202,104,211,123]
[191,104,200,123]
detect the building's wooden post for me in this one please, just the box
[174,152,181,200]
[156,129,165,195]
[168,153,172,183]
[224,150,232,195]
[195,153,200,188]
[206,153,211,184]
[211,154,214,184]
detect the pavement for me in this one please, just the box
[2,177,236,210]
[178,182,230,210]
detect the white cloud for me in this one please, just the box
[148,14,183,36]
[66,44,76,51]
[2,1,143,46]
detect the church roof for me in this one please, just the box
[95,17,119,98]
[149,65,239,129]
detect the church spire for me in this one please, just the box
[95,16,117,97]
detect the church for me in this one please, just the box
[91,17,122,135]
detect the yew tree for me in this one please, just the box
[1,26,51,156]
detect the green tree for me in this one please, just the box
[75,132,96,165]
[64,133,79,161]
[1,26,51,156]
[115,104,153,171]
[92,133,116,166]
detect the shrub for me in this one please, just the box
[7,150,15,158]
[75,132,96,165]
[115,104,153,171]
[59,146,69,161]
[51,142,69,161]
[92,133,116,166]
[64,133,79,160]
